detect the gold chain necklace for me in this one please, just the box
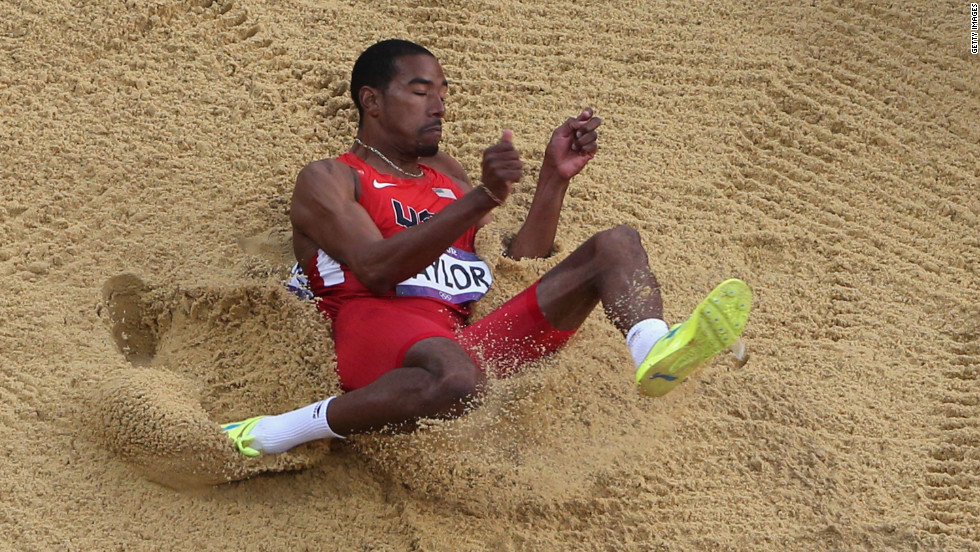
[353,138,424,178]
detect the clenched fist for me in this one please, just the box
[480,129,523,203]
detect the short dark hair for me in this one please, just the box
[350,39,435,124]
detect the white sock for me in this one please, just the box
[626,318,670,368]
[250,396,345,454]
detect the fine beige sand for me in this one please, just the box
[2,0,978,550]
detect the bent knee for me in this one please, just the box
[432,365,482,404]
[404,337,487,417]
[594,224,644,257]
[603,224,641,242]
[413,360,484,414]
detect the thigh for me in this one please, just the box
[333,298,457,391]
[459,281,577,377]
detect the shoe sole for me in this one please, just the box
[636,279,752,397]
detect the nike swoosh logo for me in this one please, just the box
[373,179,398,189]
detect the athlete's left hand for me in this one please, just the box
[543,108,601,181]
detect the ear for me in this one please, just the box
[359,86,382,119]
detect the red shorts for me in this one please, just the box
[331,281,576,391]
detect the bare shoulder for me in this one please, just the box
[292,157,360,222]
[294,158,359,202]
[296,158,351,191]
[422,151,473,190]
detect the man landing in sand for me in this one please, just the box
[222,39,752,457]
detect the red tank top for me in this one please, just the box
[305,152,491,319]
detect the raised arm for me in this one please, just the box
[290,159,500,295]
[506,108,601,260]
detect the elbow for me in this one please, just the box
[353,266,397,296]
[345,251,400,296]
[504,241,552,262]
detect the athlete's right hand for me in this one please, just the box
[480,130,523,203]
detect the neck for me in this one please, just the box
[353,136,423,178]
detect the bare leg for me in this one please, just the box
[329,225,663,436]
[326,337,484,435]
[536,225,663,334]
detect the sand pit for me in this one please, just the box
[1,0,977,550]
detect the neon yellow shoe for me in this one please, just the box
[636,279,752,397]
[221,416,266,458]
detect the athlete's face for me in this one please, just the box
[380,54,447,157]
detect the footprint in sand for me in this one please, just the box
[95,239,338,489]
[102,274,157,366]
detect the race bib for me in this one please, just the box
[396,247,492,304]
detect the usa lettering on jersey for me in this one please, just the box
[392,199,434,228]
